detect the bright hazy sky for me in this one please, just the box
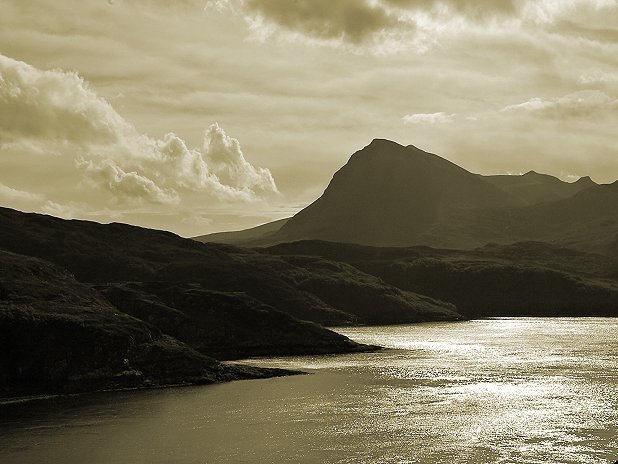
[1,0,617,236]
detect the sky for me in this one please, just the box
[0,0,617,236]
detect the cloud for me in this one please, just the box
[0,54,278,212]
[502,90,618,118]
[243,0,398,44]
[0,182,44,208]
[210,0,618,49]
[383,0,520,19]
[203,123,278,193]
[0,54,131,144]
[77,158,180,205]
[578,70,618,85]
[402,112,455,124]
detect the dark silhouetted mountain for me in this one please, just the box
[194,218,288,245]
[262,240,618,318]
[483,171,597,205]
[207,140,615,254]
[274,139,519,248]
[464,180,618,254]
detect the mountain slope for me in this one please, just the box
[194,218,289,245]
[483,171,596,206]
[0,250,291,396]
[275,139,519,247]
[255,140,616,253]
[459,181,618,254]
[263,240,618,318]
[199,140,613,252]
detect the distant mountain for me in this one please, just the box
[483,171,596,205]
[194,218,289,245]
[451,180,618,254]
[201,139,615,254]
[276,139,519,248]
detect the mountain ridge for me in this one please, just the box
[195,139,612,253]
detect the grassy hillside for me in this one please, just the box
[264,240,618,318]
[1,206,465,396]
[0,250,293,396]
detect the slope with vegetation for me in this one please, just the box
[0,206,461,397]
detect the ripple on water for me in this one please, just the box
[1,318,617,464]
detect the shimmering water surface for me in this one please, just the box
[1,318,617,464]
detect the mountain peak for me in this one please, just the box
[575,175,595,185]
[277,139,518,247]
[366,138,404,149]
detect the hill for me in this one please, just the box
[274,139,518,248]
[0,250,293,397]
[194,218,289,245]
[0,206,465,396]
[263,240,618,318]
[483,171,596,205]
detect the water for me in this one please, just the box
[1,318,617,464]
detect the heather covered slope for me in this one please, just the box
[263,240,618,318]
[0,250,293,397]
[0,207,460,327]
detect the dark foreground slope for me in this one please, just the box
[97,281,372,360]
[264,240,618,318]
[0,250,292,397]
[0,207,459,327]
[0,206,463,396]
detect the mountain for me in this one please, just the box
[483,171,597,205]
[275,139,519,248]
[460,180,618,254]
[200,139,615,254]
[194,218,289,245]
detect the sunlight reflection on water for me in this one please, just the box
[1,318,617,464]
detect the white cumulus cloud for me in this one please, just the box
[0,54,278,217]
[402,112,455,124]
[502,90,618,118]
